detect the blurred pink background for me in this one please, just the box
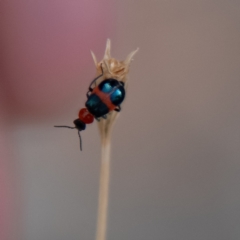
[1,1,240,240]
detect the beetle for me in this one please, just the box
[86,63,125,119]
[54,64,125,150]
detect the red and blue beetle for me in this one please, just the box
[54,64,125,150]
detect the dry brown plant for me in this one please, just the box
[91,39,138,240]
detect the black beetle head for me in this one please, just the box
[73,119,86,131]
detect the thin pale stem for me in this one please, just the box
[94,39,138,240]
[95,136,111,240]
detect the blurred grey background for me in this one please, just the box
[1,1,240,240]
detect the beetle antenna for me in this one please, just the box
[54,125,83,151]
[54,125,76,129]
[78,131,83,151]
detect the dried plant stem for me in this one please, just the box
[95,135,111,240]
[92,39,138,240]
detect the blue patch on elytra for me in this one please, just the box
[85,94,109,118]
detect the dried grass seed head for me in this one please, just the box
[91,39,138,138]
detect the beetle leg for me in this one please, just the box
[102,115,107,119]
[88,63,104,90]
[114,105,121,112]
[87,84,94,97]
[86,91,91,98]
[95,117,100,122]
[119,81,125,87]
